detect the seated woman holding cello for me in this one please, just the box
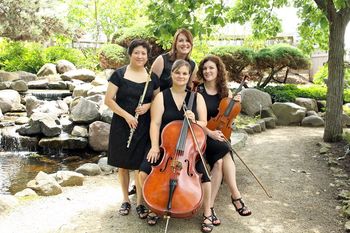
[139,59,214,233]
[196,55,252,226]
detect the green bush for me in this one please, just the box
[313,64,350,87]
[44,46,85,65]
[98,44,128,69]
[0,39,45,73]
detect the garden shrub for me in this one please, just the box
[0,39,45,73]
[98,44,128,69]
[313,63,350,87]
[210,46,255,82]
[44,46,85,66]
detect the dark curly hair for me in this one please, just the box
[197,55,229,99]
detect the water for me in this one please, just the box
[0,151,99,195]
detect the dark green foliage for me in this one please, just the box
[113,25,165,65]
[210,46,255,82]
[261,84,328,103]
[255,45,310,88]
[98,44,128,69]
[314,63,350,88]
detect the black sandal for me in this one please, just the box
[231,196,252,216]
[136,204,149,219]
[210,207,221,226]
[147,212,159,226]
[201,214,214,233]
[128,185,136,196]
[119,202,131,216]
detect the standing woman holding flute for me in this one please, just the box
[105,39,159,218]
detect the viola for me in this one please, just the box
[206,76,247,139]
[142,82,206,218]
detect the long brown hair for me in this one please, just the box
[169,28,193,61]
[197,55,229,99]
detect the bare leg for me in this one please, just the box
[118,168,130,203]
[209,159,223,207]
[134,170,142,206]
[202,182,213,232]
[222,154,251,215]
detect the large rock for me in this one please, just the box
[72,83,93,97]
[70,98,100,123]
[17,112,61,137]
[26,171,62,196]
[0,70,19,82]
[271,102,306,125]
[10,80,28,92]
[301,115,325,127]
[295,97,318,112]
[52,171,84,187]
[56,60,76,74]
[61,69,96,82]
[75,163,101,176]
[14,71,37,82]
[37,63,57,77]
[27,80,49,89]
[0,89,21,113]
[89,121,110,151]
[38,136,88,149]
[241,88,272,116]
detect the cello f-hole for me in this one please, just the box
[160,157,173,172]
[184,159,193,177]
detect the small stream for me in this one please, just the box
[0,151,99,195]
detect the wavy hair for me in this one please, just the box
[197,55,229,99]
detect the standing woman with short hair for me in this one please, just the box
[104,39,159,219]
[151,28,197,91]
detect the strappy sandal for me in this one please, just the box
[119,202,131,216]
[201,214,214,233]
[210,207,221,226]
[136,204,149,219]
[147,212,160,226]
[231,196,252,216]
[128,185,136,196]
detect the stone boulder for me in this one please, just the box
[0,70,19,82]
[27,80,49,89]
[10,80,28,92]
[98,157,115,173]
[241,88,272,116]
[61,69,96,82]
[38,136,88,150]
[75,163,101,176]
[295,97,318,112]
[70,98,100,123]
[14,71,37,82]
[271,102,306,125]
[89,121,110,151]
[56,60,76,74]
[52,171,84,187]
[27,171,62,196]
[71,125,88,137]
[0,89,21,113]
[37,63,57,77]
[14,188,38,197]
[301,115,325,127]
[72,83,93,97]
[17,112,61,137]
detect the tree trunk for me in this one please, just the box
[323,15,347,142]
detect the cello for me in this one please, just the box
[142,83,207,221]
[206,76,247,139]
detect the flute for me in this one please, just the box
[126,74,150,148]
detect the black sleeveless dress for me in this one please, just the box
[198,84,231,168]
[154,53,196,91]
[107,66,159,169]
[139,88,210,183]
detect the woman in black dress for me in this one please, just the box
[104,39,159,218]
[151,28,197,91]
[139,59,214,233]
[197,55,251,226]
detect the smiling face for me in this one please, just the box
[129,45,148,67]
[171,64,191,87]
[202,60,218,82]
[175,33,192,56]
